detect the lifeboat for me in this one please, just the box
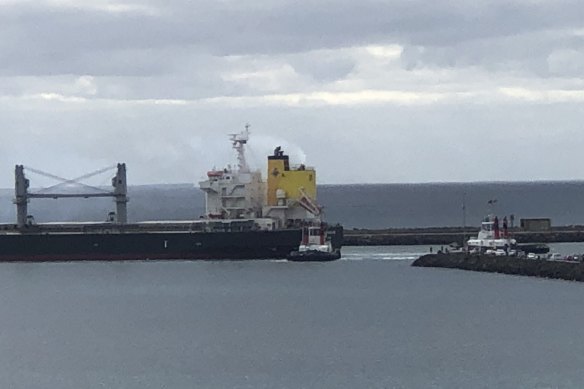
[207,170,224,178]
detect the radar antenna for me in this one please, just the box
[229,124,250,172]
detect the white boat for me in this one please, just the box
[287,225,341,262]
[467,216,516,254]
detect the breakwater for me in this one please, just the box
[344,226,584,246]
[412,253,584,282]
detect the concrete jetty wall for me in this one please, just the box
[412,253,584,282]
[344,227,584,246]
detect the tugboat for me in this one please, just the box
[467,215,550,255]
[467,215,517,254]
[287,224,341,262]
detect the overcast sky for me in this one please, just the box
[0,0,583,187]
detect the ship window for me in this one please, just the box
[309,174,313,181]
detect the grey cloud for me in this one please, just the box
[1,0,583,77]
[0,7,181,76]
[288,54,355,83]
[548,48,584,77]
[400,28,584,78]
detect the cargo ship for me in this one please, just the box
[0,127,343,261]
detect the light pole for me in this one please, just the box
[462,192,467,249]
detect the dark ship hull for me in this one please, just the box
[286,249,341,262]
[517,243,550,254]
[0,225,343,262]
[0,230,299,262]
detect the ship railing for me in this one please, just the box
[290,164,315,171]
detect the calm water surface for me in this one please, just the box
[2,247,584,388]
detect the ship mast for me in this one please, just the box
[229,124,250,173]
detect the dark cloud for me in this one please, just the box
[1,0,583,77]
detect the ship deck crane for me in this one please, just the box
[15,164,128,228]
[297,187,322,218]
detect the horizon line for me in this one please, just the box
[0,178,582,191]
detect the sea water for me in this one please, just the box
[2,246,584,388]
[3,181,584,228]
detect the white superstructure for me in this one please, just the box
[199,126,265,220]
[298,226,333,253]
[198,125,324,229]
[467,216,516,252]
